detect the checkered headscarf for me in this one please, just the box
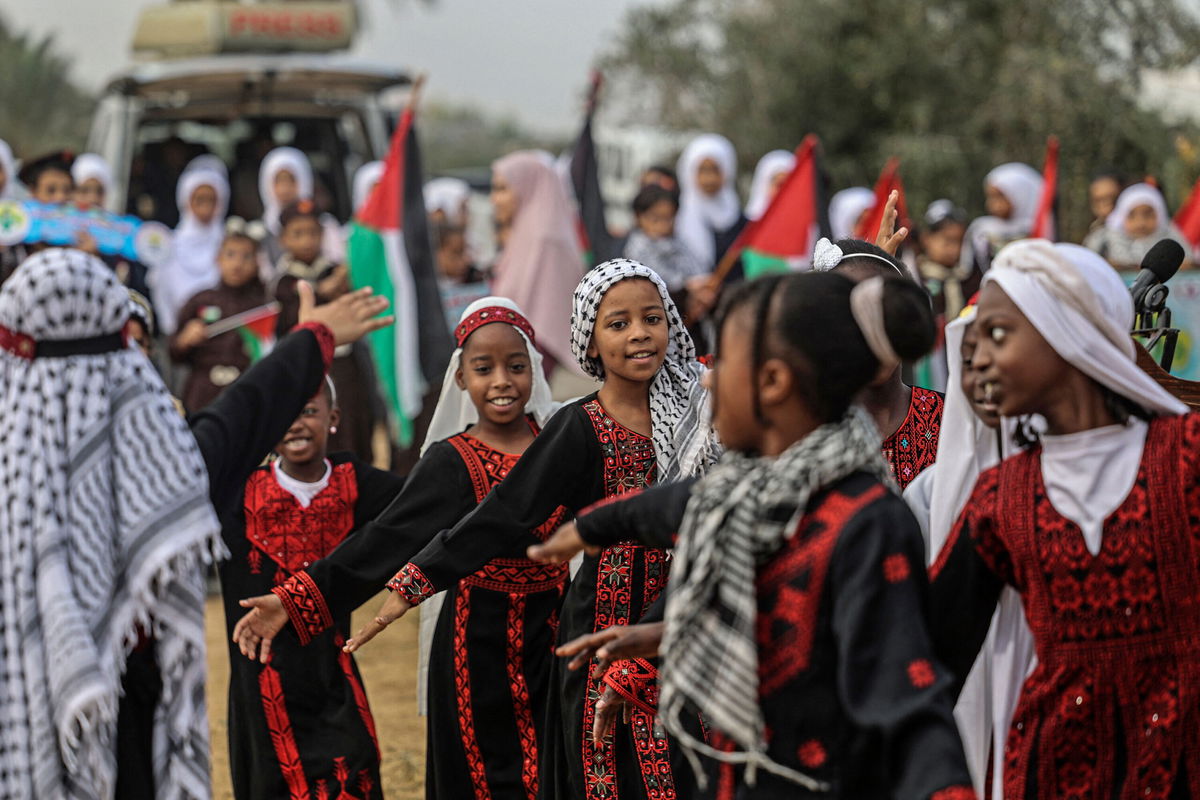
[570,258,718,481]
[0,249,222,800]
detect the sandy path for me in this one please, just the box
[205,592,426,799]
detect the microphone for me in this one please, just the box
[1130,239,1185,311]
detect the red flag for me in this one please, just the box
[1174,174,1200,252]
[854,158,908,242]
[1031,135,1059,239]
[733,135,825,279]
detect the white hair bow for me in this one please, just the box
[812,237,843,272]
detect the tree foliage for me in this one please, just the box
[601,0,1200,240]
[0,14,94,159]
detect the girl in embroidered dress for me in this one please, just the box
[928,239,1199,800]
[532,271,974,798]
[232,297,567,800]
[341,260,720,800]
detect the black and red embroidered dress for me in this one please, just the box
[393,394,703,800]
[217,454,402,800]
[575,474,976,799]
[272,419,567,800]
[930,413,1200,800]
[881,386,944,491]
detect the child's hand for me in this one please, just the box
[527,521,598,564]
[556,622,665,677]
[342,591,412,653]
[592,686,630,746]
[74,231,100,256]
[874,189,908,256]
[233,593,289,663]
[176,319,208,352]
[299,282,394,346]
[686,275,719,319]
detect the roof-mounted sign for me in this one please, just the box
[132,1,357,58]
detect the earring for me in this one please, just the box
[330,426,338,434]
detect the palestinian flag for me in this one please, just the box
[854,157,909,242]
[570,71,620,267]
[1031,135,1059,240]
[203,302,280,363]
[736,135,829,278]
[347,107,453,446]
[1174,172,1200,256]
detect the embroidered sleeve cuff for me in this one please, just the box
[601,658,661,717]
[271,571,333,647]
[292,321,336,371]
[386,563,437,605]
[931,787,977,800]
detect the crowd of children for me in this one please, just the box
[4,124,1200,800]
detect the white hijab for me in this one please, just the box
[828,187,875,240]
[352,161,385,215]
[151,167,230,335]
[258,147,314,236]
[423,177,471,225]
[1105,182,1167,234]
[675,134,741,267]
[70,153,114,201]
[0,138,15,199]
[985,163,1043,232]
[414,296,559,715]
[744,150,796,221]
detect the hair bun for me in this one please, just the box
[880,279,936,362]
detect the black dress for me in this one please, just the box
[273,423,568,800]
[576,475,976,800]
[393,395,702,800]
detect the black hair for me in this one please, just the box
[643,164,677,185]
[833,238,908,279]
[718,271,936,425]
[19,151,73,189]
[1090,168,1125,187]
[279,199,320,230]
[221,230,259,251]
[632,184,678,216]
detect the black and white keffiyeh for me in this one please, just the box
[659,406,893,789]
[0,249,223,800]
[570,258,719,481]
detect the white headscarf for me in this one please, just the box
[0,138,18,200]
[828,187,876,240]
[258,147,314,236]
[151,167,230,335]
[0,249,222,800]
[183,154,227,179]
[985,163,1043,231]
[1105,182,1167,233]
[744,150,796,221]
[923,308,1036,799]
[985,240,1187,416]
[414,296,558,715]
[70,153,114,198]
[675,134,741,268]
[570,258,720,481]
[352,161,385,215]
[423,177,471,226]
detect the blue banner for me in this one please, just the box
[0,201,172,267]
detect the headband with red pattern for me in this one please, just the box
[0,323,129,360]
[454,306,536,348]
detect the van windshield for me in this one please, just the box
[128,115,368,225]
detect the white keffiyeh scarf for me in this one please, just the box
[0,249,223,800]
[659,406,892,790]
[569,258,719,481]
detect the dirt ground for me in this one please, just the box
[205,592,426,800]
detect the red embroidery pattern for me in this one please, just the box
[797,739,827,768]
[581,398,677,800]
[273,570,334,646]
[258,664,311,800]
[757,484,887,696]
[335,633,380,759]
[244,462,358,574]
[461,558,567,593]
[506,595,539,800]
[880,386,944,491]
[980,414,1200,800]
[453,589,491,800]
[387,563,436,604]
[907,659,936,689]
[882,553,911,583]
[454,305,537,348]
[294,320,336,369]
[931,787,978,800]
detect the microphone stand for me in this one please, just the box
[1131,283,1180,372]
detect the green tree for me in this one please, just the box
[0,15,94,160]
[602,0,1200,240]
